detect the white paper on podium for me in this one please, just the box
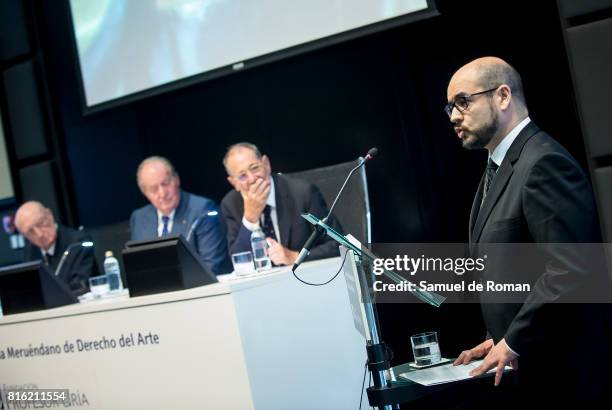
[399,360,512,386]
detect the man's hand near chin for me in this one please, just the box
[241,178,270,223]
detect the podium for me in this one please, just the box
[301,213,446,410]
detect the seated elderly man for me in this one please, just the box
[15,201,96,294]
[221,142,340,266]
[130,156,232,275]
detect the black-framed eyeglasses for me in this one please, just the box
[444,86,500,118]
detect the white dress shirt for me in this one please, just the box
[157,209,176,237]
[489,117,531,166]
[40,242,56,258]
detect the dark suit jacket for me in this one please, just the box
[130,191,232,275]
[469,121,610,399]
[221,174,340,261]
[23,224,97,294]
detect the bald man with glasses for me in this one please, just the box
[221,142,340,266]
[446,57,610,405]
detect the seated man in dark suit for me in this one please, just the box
[15,201,96,294]
[130,156,232,275]
[221,142,339,266]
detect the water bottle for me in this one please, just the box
[250,227,271,271]
[103,251,123,292]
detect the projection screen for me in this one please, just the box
[68,0,436,111]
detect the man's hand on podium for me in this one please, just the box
[453,339,494,366]
[467,338,518,386]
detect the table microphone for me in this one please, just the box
[292,147,378,272]
[55,241,94,276]
[185,210,219,242]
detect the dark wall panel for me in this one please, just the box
[3,61,49,160]
[137,41,430,242]
[594,166,612,239]
[64,109,144,226]
[0,0,30,61]
[18,161,61,222]
[0,206,24,266]
[559,0,612,18]
[567,18,612,158]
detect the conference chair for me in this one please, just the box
[86,220,131,276]
[285,158,371,245]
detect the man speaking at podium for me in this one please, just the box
[130,156,232,275]
[15,201,96,294]
[446,57,610,404]
[221,142,339,266]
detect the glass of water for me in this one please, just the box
[232,251,255,276]
[89,275,110,297]
[410,331,441,366]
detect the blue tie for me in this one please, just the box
[161,216,170,237]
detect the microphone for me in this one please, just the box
[364,147,378,162]
[55,241,94,277]
[292,147,378,272]
[185,210,219,242]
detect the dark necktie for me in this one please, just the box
[45,251,59,272]
[161,215,170,237]
[484,158,499,199]
[262,205,277,241]
[43,252,51,266]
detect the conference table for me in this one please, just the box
[0,257,369,409]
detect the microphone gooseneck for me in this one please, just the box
[324,147,377,224]
[54,241,94,277]
[292,148,378,273]
[185,210,219,242]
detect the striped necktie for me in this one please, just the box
[483,158,499,199]
[161,215,170,237]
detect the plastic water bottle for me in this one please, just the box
[251,227,271,271]
[103,251,123,292]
